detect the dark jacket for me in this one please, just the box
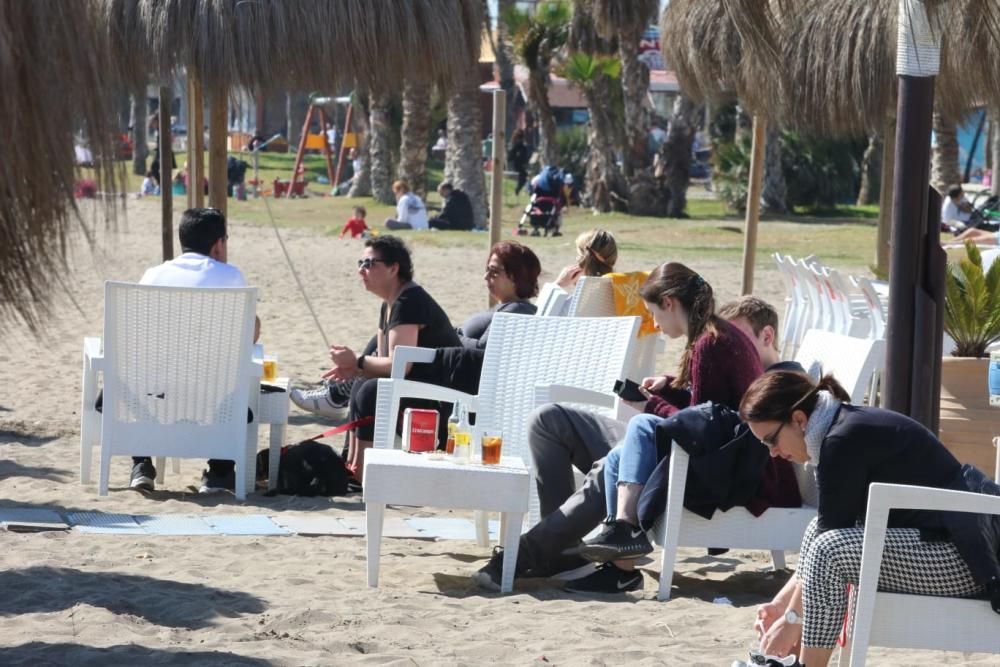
[817,404,1000,602]
[507,142,530,172]
[636,402,802,530]
[431,189,474,230]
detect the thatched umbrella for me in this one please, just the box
[1,1,483,330]
[101,0,483,93]
[0,0,123,331]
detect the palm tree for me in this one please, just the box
[561,53,624,213]
[591,0,658,178]
[491,0,518,135]
[762,124,787,214]
[348,90,372,197]
[504,1,571,166]
[398,81,432,198]
[445,63,486,228]
[856,133,882,206]
[369,91,395,205]
[932,109,962,193]
[131,88,148,176]
[661,93,701,218]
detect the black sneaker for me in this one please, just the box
[743,650,802,666]
[578,520,653,563]
[129,460,156,492]
[470,546,527,592]
[563,563,643,594]
[327,380,353,407]
[199,468,236,494]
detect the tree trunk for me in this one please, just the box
[992,110,1000,196]
[618,32,650,178]
[398,81,432,199]
[856,133,882,206]
[582,74,625,213]
[286,92,309,149]
[369,92,394,205]
[931,110,962,193]
[662,94,699,218]
[496,0,517,136]
[761,123,787,214]
[131,89,148,176]
[527,58,558,166]
[347,106,371,198]
[445,65,486,228]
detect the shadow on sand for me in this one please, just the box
[0,643,272,666]
[0,566,266,629]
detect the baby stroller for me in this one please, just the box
[517,165,566,237]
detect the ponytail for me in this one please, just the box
[740,371,849,423]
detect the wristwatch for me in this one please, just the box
[783,609,801,625]
[356,354,366,371]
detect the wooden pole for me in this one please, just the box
[208,89,227,215]
[876,116,896,277]
[186,74,205,208]
[488,89,507,308]
[740,115,767,295]
[159,85,174,261]
[289,104,315,197]
[332,103,353,191]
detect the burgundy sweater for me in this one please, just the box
[644,318,800,512]
[644,318,763,418]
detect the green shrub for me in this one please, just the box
[554,125,589,186]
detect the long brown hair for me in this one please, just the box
[640,262,719,388]
[575,229,618,276]
[739,371,850,424]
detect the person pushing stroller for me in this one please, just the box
[518,165,569,237]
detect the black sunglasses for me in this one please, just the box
[357,257,386,270]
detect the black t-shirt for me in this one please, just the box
[378,284,460,354]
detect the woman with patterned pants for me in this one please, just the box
[737,371,1000,667]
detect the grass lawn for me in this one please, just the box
[91,152,881,276]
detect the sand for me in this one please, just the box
[0,199,989,666]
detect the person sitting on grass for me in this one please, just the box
[735,371,1000,667]
[428,182,475,231]
[340,205,370,239]
[385,180,428,231]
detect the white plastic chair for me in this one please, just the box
[854,276,887,341]
[536,282,570,316]
[569,276,663,381]
[794,330,886,406]
[652,331,886,599]
[373,312,640,530]
[843,483,1000,665]
[79,282,261,499]
[773,253,803,359]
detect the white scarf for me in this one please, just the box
[803,390,841,468]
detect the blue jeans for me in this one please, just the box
[603,414,661,518]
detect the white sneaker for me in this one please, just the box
[289,386,348,418]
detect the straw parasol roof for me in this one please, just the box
[0,0,123,331]
[101,0,483,92]
[662,0,1000,136]
[1,0,483,330]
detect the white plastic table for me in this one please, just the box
[363,449,530,594]
[250,377,290,492]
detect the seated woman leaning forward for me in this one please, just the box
[322,235,460,482]
[736,371,1000,667]
[578,262,788,565]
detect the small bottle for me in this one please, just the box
[445,402,459,455]
[452,403,471,464]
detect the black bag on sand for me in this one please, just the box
[256,441,349,497]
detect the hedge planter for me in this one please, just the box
[939,356,999,474]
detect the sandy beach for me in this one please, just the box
[0,199,989,666]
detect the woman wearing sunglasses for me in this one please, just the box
[321,235,460,481]
[455,241,541,350]
[738,370,1000,667]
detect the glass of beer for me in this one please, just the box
[262,356,278,382]
[481,430,503,465]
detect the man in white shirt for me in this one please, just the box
[130,207,261,494]
[384,179,428,230]
[941,184,972,227]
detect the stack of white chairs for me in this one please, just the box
[773,252,888,355]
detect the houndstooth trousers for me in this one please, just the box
[796,516,984,648]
